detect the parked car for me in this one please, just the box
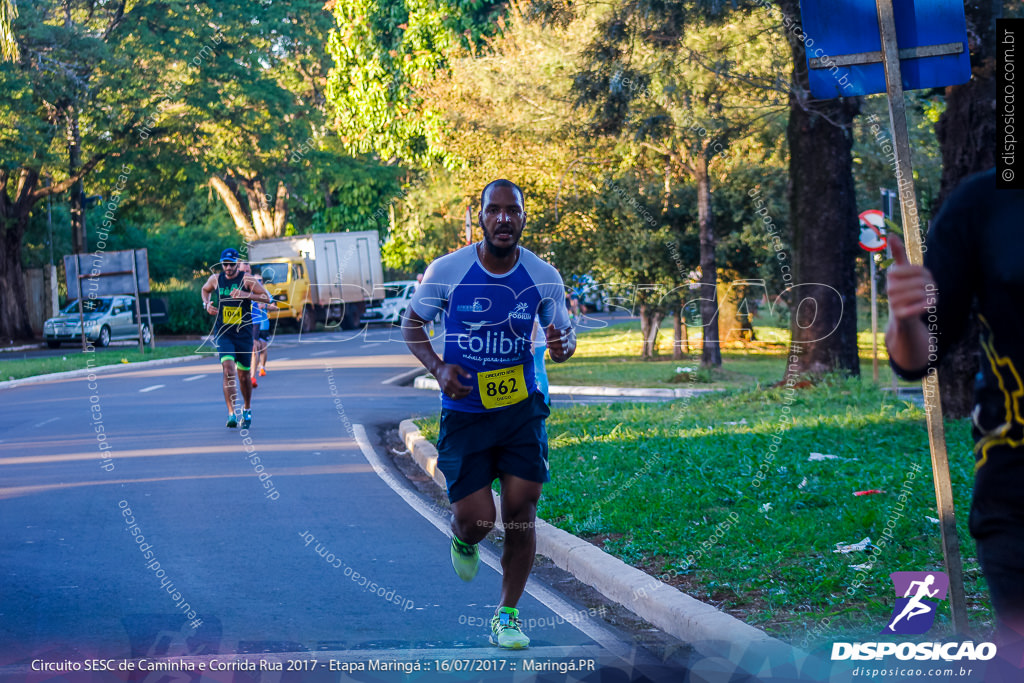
[360,280,417,325]
[43,295,152,348]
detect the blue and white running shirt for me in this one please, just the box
[409,243,571,413]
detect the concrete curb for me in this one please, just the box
[398,419,796,670]
[0,354,204,391]
[382,367,427,386]
[412,375,711,398]
[398,420,449,490]
[0,343,44,353]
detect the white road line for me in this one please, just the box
[183,374,207,382]
[351,424,638,663]
[139,384,165,393]
[33,417,60,428]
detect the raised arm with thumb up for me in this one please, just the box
[885,235,936,322]
[884,235,936,373]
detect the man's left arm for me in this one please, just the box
[236,276,271,304]
[542,279,576,363]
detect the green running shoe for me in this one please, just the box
[241,410,252,429]
[490,606,530,649]
[226,412,238,428]
[450,536,479,582]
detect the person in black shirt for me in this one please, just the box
[886,168,1024,661]
[201,248,270,428]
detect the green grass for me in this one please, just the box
[0,346,198,381]
[415,380,990,647]
[547,316,914,390]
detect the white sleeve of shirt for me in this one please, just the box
[408,262,448,322]
[408,246,476,322]
[522,254,571,331]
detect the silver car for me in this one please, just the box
[43,296,152,348]
[360,280,418,325]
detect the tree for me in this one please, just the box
[2,2,361,339]
[375,3,612,272]
[0,0,141,339]
[381,2,789,363]
[588,171,698,359]
[571,7,788,366]
[773,0,861,377]
[132,2,346,243]
[1,0,17,62]
[325,0,505,168]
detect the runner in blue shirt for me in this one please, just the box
[402,179,575,649]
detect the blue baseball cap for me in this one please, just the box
[220,248,240,263]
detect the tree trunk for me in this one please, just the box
[638,303,664,360]
[273,181,288,235]
[211,174,288,242]
[245,178,274,239]
[695,157,721,368]
[672,307,687,359]
[930,1,999,419]
[0,212,33,340]
[209,175,257,242]
[780,0,860,378]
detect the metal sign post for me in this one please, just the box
[858,210,887,386]
[800,0,971,634]
[881,190,900,396]
[870,255,878,384]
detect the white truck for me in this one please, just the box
[247,231,385,332]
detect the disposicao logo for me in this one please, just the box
[831,571,996,662]
[884,571,948,635]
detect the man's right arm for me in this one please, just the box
[402,308,443,376]
[884,235,935,374]
[401,308,472,399]
[201,275,218,315]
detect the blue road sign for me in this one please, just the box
[799,0,971,99]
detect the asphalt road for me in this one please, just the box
[0,326,688,682]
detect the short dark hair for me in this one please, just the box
[480,179,524,209]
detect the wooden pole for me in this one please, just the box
[75,254,87,352]
[875,0,968,635]
[131,250,143,354]
[145,298,156,350]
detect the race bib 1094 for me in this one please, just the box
[222,305,243,325]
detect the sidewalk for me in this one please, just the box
[0,354,203,391]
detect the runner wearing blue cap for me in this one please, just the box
[201,248,270,428]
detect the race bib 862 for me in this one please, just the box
[477,364,528,410]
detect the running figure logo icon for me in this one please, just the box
[883,572,950,635]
